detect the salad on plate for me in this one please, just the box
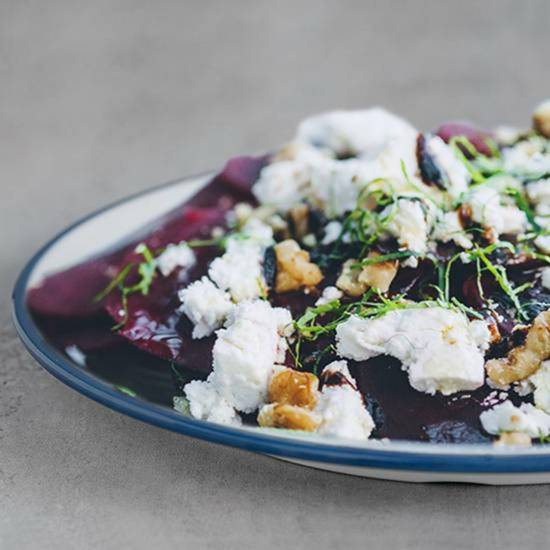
[28,100,550,447]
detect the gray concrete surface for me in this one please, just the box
[2,1,550,548]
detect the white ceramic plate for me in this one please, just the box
[13,173,550,485]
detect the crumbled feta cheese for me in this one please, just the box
[535,235,550,255]
[308,158,378,217]
[315,361,374,440]
[321,221,342,245]
[253,160,312,213]
[179,277,234,339]
[502,137,550,178]
[431,210,473,249]
[467,185,528,237]
[183,380,242,426]
[315,286,343,306]
[336,307,488,395]
[374,133,420,183]
[239,217,275,249]
[209,221,273,302]
[296,108,417,158]
[469,319,492,351]
[541,267,550,290]
[208,300,293,412]
[530,361,550,413]
[526,178,550,216]
[494,125,521,146]
[381,198,432,254]
[156,242,196,277]
[480,400,550,438]
[424,135,470,199]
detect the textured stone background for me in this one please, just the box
[2,1,550,548]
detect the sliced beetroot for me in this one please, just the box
[104,255,216,373]
[33,314,124,353]
[26,167,235,320]
[26,206,222,320]
[27,249,129,319]
[436,122,494,157]
[217,155,269,196]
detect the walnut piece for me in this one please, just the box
[336,259,368,297]
[257,403,321,431]
[269,367,319,410]
[494,431,532,448]
[357,251,398,293]
[274,239,323,293]
[287,204,310,241]
[486,310,550,386]
[336,253,398,296]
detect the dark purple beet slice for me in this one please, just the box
[34,314,124,352]
[26,169,241,319]
[436,122,494,157]
[349,357,497,442]
[104,263,215,374]
[27,249,128,319]
[103,205,227,372]
[216,155,269,196]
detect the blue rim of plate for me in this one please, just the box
[11,173,550,475]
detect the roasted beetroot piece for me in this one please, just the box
[105,277,215,374]
[34,314,124,353]
[436,122,494,157]
[101,208,226,370]
[216,155,269,197]
[349,357,494,442]
[27,249,129,319]
[25,155,252,321]
[27,206,225,319]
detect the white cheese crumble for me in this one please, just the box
[530,361,550,414]
[466,185,528,237]
[502,137,550,178]
[308,158,377,217]
[208,219,273,302]
[185,300,293,419]
[179,277,234,339]
[321,220,343,245]
[156,242,196,277]
[253,159,312,213]
[431,210,472,249]
[315,361,374,440]
[381,198,432,255]
[295,108,417,159]
[315,286,343,306]
[424,135,470,199]
[182,381,242,426]
[541,267,550,290]
[480,400,550,438]
[336,307,490,395]
[526,178,550,216]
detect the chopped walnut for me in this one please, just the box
[287,204,310,241]
[257,403,321,431]
[269,367,319,410]
[336,253,398,296]
[494,431,532,447]
[336,259,368,297]
[533,99,550,138]
[486,310,550,386]
[357,251,398,293]
[274,239,323,293]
